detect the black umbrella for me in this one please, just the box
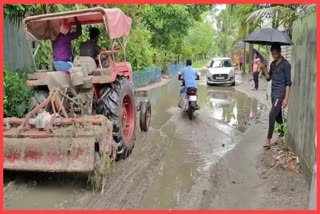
[244,28,293,46]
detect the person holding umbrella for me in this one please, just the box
[244,28,293,148]
[262,44,292,148]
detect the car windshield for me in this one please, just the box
[210,60,222,68]
[210,59,232,68]
[221,60,233,67]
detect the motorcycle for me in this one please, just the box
[178,72,200,120]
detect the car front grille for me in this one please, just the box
[212,74,228,80]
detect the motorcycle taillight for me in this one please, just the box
[187,88,197,95]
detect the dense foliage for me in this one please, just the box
[183,21,216,59]
[4,66,32,117]
[4,4,212,71]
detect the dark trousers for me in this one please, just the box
[253,72,259,89]
[267,98,283,139]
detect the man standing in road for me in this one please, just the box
[239,55,244,71]
[252,52,261,91]
[263,44,292,148]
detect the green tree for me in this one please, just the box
[240,4,316,38]
[143,4,193,54]
[4,4,213,72]
[4,4,81,25]
[142,4,211,54]
[213,5,239,56]
[235,4,315,72]
[4,65,32,117]
[124,28,154,71]
[183,21,215,59]
[234,4,260,73]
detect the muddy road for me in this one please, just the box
[4,75,268,210]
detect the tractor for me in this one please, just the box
[3,7,151,189]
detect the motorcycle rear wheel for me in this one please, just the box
[188,107,194,120]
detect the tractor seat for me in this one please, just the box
[73,56,97,75]
[45,71,72,91]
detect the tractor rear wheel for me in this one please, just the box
[97,76,136,160]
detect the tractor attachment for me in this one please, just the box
[4,88,115,173]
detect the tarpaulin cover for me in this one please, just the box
[23,7,132,41]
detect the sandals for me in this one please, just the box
[263,141,278,149]
[263,144,271,149]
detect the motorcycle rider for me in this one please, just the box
[179,59,200,109]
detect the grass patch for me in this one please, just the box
[193,59,210,68]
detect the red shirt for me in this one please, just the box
[253,58,261,72]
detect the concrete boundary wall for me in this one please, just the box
[287,12,316,182]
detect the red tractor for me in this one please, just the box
[3,7,151,189]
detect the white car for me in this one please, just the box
[206,57,235,86]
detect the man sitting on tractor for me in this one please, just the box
[53,17,82,72]
[79,27,103,66]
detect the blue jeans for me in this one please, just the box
[180,86,198,96]
[54,61,73,72]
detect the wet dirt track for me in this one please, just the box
[4,75,268,210]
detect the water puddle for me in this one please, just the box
[142,77,268,209]
[200,85,268,133]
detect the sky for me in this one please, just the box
[215,4,226,13]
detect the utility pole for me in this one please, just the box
[243,43,246,74]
